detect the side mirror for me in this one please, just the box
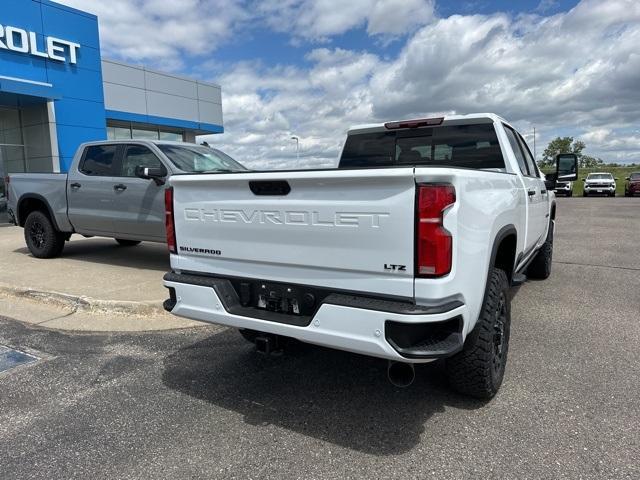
[626,177,630,181]
[615,177,619,181]
[135,166,166,186]
[556,153,578,182]
[582,178,586,182]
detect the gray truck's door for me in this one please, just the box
[111,144,167,241]
[67,144,118,236]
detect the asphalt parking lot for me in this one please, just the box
[1,197,639,479]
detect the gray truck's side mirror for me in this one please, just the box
[135,166,166,185]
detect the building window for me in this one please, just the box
[107,122,185,142]
[159,131,183,142]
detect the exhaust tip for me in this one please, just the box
[387,361,415,388]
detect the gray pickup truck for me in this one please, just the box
[6,140,246,258]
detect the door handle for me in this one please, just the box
[70,182,81,189]
[114,184,127,192]
[527,189,536,196]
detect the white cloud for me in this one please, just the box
[56,0,250,69]
[57,0,640,166]
[257,0,435,40]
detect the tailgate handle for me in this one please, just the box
[249,180,291,196]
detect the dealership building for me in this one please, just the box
[0,0,224,187]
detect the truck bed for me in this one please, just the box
[7,173,71,230]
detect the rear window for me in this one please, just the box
[340,124,505,170]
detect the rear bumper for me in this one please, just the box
[163,272,467,363]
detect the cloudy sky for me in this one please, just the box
[58,0,640,168]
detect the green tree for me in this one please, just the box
[580,155,604,168]
[539,137,586,168]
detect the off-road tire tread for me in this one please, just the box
[24,210,66,259]
[445,268,510,399]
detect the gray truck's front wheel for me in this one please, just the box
[24,210,66,259]
[445,268,511,399]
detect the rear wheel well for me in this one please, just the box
[494,233,517,281]
[18,198,52,228]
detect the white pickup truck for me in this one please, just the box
[163,113,578,398]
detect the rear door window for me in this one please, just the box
[516,132,539,178]
[340,124,505,170]
[80,145,117,176]
[503,127,529,176]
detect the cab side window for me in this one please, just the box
[120,145,165,177]
[80,145,117,176]
[516,133,539,178]
[503,126,529,176]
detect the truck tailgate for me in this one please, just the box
[170,168,416,298]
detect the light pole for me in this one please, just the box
[291,136,299,166]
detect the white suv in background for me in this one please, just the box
[583,173,617,197]
[554,180,574,196]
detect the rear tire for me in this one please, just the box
[24,210,66,259]
[582,191,588,197]
[527,221,554,280]
[445,268,511,399]
[115,239,141,246]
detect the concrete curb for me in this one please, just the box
[0,283,165,317]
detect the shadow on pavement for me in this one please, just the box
[162,329,486,456]
[13,238,169,272]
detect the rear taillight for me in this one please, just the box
[164,187,177,254]
[416,184,456,277]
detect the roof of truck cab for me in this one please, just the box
[347,113,508,135]
[79,140,200,147]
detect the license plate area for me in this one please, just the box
[231,279,320,318]
[257,283,301,315]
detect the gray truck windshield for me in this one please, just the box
[158,145,247,173]
[340,123,505,170]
